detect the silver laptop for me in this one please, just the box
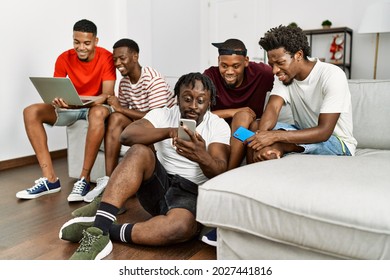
[29,77,103,106]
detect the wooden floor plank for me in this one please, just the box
[0,157,216,260]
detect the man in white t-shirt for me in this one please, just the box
[60,72,231,259]
[246,25,357,162]
[83,38,176,202]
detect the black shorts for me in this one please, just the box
[136,158,198,217]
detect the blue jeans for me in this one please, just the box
[273,122,351,156]
[53,104,112,126]
[53,108,89,126]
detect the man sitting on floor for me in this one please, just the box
[59,72,231,260]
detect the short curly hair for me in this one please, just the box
[174,72,216,106]
[113,38,139,53]
[73,19,97,36]
[259,25,311,59]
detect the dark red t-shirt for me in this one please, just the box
[204,62,274,121]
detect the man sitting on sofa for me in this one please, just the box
[17,19,116,202]
[247,25,357,162]
[83,38,176,203]
[59,72,231,260]
[204,38,274,170]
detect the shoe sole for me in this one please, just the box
[59,216,95,242]
[84,186,106,202]
[95,240,113,260]
[67,195,86,202]
[201,236,217,247]
[16,187,61,199]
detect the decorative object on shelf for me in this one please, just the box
[358,0,390,79]
[288,22,298,28]
[330,35,344,63]
[303,27,353,78]
[321,20,332,29]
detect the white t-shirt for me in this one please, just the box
[271,59,357,155]
[144,105,231,185]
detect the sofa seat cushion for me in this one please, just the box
[197,151,390,259]
[349,80,390,150]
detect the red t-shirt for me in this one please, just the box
[204,62,274,120]
[54,46,116,96]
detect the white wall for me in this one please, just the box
[150,0,204,76]
[204,0,390,80]
[0,0,150,161]
[1,0,389,162]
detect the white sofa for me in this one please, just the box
[196,79,390,260]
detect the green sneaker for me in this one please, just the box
[59,216,95,242]
[71,195,127,217]
[69,227,112,260]
[72,196,101,217]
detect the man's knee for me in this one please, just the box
[123,144,153,161]
[23,103,55,124]
[88,105,110,122]
[163,209,198,243]
[108,112,130,127]
[232,110,256,127]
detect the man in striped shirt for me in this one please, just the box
[83,38,176,203]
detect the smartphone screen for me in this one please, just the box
[178,119,196,141]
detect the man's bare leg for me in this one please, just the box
[23,103,58,182]
[228,111,256,170]
[131,208,200,245]
[99,144,200,245]
[104,112,133,176]
[79,105,111,182]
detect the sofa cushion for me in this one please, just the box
[197,152,390,259]
[348,79,390,149]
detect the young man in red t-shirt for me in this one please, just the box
[17,19,116,202]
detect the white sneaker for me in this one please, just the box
[84,176,109,203]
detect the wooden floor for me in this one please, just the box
[0,157,216,260]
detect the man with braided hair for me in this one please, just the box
[59,72,231,260]
[247,25,357,162]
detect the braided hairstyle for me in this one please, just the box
[174,72,217,106]
[259,25,311,59]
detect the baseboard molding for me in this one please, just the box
[0,149,67,171]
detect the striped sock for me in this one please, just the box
[93,202,119,235]
[109,223,134,243]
